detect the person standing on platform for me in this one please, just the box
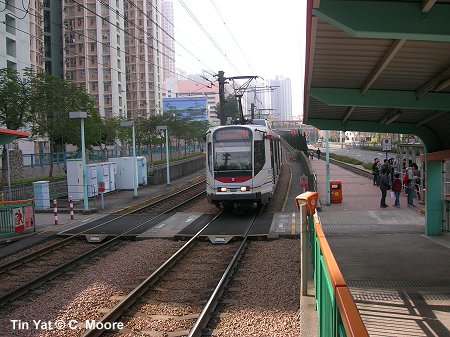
[392,172,402,208]
[379,168,390,208]
[372,158,380,186]
[406,163,417,208]
[413,163,421,201]
[316,148,321,160]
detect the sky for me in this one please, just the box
[170,0,307,118]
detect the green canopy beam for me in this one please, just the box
[313,0,450,42]
[307,118,442,152]
[310,88,450,111]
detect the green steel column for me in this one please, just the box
[81,118,88,212]
[326,131,330,205]
[425,159,443,235]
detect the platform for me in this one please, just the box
[311,156,450,336]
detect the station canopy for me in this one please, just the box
[0,128,29,145]
[303,0,450,153]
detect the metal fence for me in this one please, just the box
[3,145,202,169]
[308,213,368,337]
[1,180,67,202]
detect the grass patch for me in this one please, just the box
[329,153,363,165]
[329,153,372,170]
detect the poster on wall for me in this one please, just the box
[23,206,35,230]
[13,208,25,233]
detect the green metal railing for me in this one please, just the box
[0,199,36,238]
[309,213,368,337]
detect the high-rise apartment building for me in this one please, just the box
[1,0,33,71]
[269,76,292,121]
[124,0,163,118]
[161,0,175,81]
[43,0,63,77]
[63,0,127,119]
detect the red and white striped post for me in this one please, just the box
[69,196,74,220]
[53,199,58,225]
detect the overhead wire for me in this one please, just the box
[72,0,214,85]
[66,0,206,87]
[125,0,215,77]
[71,0,174,65]
[208,0,253,73]
[177,0,241,74]
[0,0,207,101]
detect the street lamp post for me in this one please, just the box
[156,125,170,185]
[120,120,138,197]
[69,111,88,211]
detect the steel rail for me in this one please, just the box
[81,210,224,337]
[0,180,205,275]
[187,212,258,337]
[0,189,206,307]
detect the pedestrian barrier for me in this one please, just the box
[312,214,368,337]
[298,193,368,337]
[0,199,36,238]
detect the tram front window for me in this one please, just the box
[213,127,252,173]
[214,150,252,171]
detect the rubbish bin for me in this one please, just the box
[33,181,50,209]
[330,180,343,203]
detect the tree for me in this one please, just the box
[29,72,100,177]
[217,94,240,123]
[0,68,32,185]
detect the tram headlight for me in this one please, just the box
[217,187,227,192]
[240,186,250,192]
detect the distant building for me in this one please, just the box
[161,1,175,81]
[63,0,128,119]
[1,0,33,71]
[163,97,208,122]
[269,76,292,121]
[124,0,163,118]
[177,80,218,121]
[44,0,63,77]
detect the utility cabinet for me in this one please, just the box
[137,156,148,186]
[108,162,117,192]
[86,164,98,197]
[96,163,110,193]
[108,157,138,190]
[33,181,50,209]
[66,160,84,201]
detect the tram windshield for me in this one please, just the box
[213,128,252,171]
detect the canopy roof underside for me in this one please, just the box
[304,0,450,152]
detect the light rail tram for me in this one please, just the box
[205,122,282,210]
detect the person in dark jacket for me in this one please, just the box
[316,148,321,160]
[379,168,390,208]
[371,158,380,186]
[392,172,402,207]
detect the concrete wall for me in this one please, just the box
[148,155,205,185]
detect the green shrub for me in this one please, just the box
[329,153,372,170]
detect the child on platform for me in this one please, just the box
[392,172,402,208]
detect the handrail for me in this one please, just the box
[335,287,368,337]
[313,211,369,337]
[0,199,34,205]
[317,236,346,289]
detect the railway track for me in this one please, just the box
[80,210,258,337]
[0,180,206,307]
